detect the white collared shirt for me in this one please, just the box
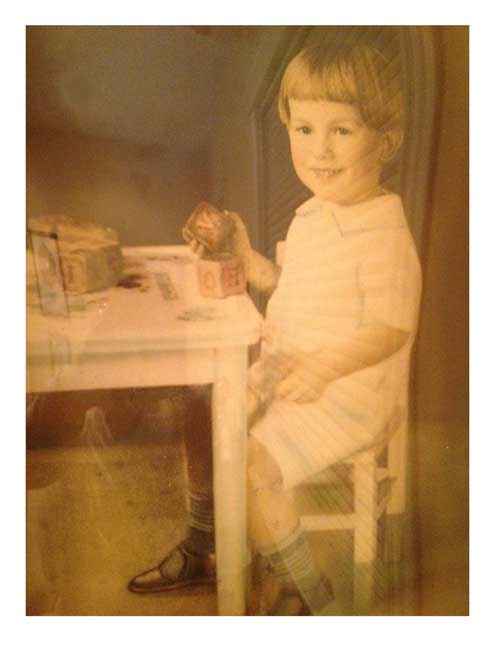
[250,193,422,426]
[265,193,421,349]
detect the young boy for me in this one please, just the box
[129,42,422,615]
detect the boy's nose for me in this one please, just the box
[312,133,334,158]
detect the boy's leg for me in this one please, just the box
[247,438,334,615]
[182,385,215,554]
[128,386,216,593]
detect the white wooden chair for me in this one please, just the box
[274,241,408,613]
[294,424,407,613]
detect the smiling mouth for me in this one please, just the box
[311,168,344,178]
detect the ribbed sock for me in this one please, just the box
[183,490,215,555]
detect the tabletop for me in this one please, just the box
[27,245,262,394]
[27,245,262,359]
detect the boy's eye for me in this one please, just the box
[334,127,352,136]
[296,126,312,134]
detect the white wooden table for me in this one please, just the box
[26,245,262,615]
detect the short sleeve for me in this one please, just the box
[357,229,422,335]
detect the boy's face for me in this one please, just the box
[288,99,385,206]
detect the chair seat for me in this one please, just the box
[294,462,393,523]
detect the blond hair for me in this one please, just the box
[278,43,403,135]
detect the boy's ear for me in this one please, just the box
[380,128,403,162]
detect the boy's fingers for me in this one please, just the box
[295,388,317,403]
[182,226,194,243]
[286,388,304,402]
[195,242,207,257]
[185,231,207,256]
[287,388,318,403]
[276,374,301,399]
[275,375,291,398]
[197,212,218,228]
[188,239,207,258]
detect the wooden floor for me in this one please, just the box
[26,378,468,617]
[27,429,420,616]
[27,441,219,616]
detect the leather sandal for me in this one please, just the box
[128,543,216,594]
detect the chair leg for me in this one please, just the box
[383,513,404,563]
[352,453,378,614]
[384,426,408,563]
[386,426,407,518]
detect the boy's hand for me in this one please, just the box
[184,233,209,258]
[182,204,218,257]
[183,205,252,266]
[275,353,333,403]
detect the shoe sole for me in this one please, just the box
[128,575,216,594]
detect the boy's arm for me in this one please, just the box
[222,210,280,296]
[184,208,280,297]
[275,324,409,403]
[243,247,281,296]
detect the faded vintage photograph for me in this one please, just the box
[26,25,468,616]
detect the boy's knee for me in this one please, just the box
[247,437,283,492]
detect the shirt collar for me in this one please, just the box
[296,193,407,234]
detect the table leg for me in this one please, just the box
[212,346,248,616]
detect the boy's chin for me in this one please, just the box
[306,179,347,204]
[312,185,380,206]
[311,188,344,205]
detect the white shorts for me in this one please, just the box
[249,381,389,490]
